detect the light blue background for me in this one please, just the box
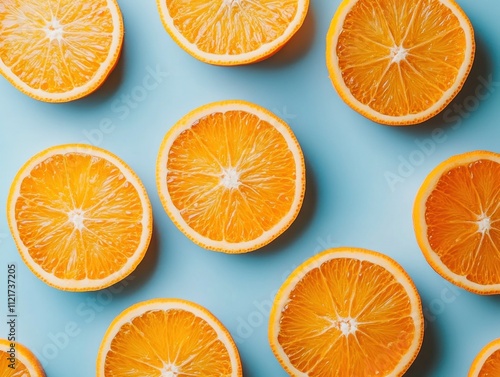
[1,0,499,376]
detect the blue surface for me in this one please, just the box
[1,0,500,376]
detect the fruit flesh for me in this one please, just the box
[0,0,116,93]
[336,0,467,117]
[166,110,297,243]
[277,257,418,376]
[478,348,500,376]
[166,0,299,54]
[425,159,500,285]
[104,309,234,376]
[14,152,144,281]
[0,349,31,376]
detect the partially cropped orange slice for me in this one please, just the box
[468,338,500,377]
[156,100,305,253]
[269,247,424,377]
[0,0,123,102]
[413,151,500,295]
[97,298,242,377]
[7,144,152,291]
[156,0,309,65]
[326,0,475,125]
[0,339,45,377]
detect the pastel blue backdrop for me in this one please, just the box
[0,0,499,376]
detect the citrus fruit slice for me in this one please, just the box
[156,100,305,253]
[156,0,309,65]
[269,247,424,377]
[413,150,500,295]
[326,0,475,125]
[97,298,242,377]
[7,144,152,291]
[0,339,45,377]
[0,0,123,102]
[468,338,500,377]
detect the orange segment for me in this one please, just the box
[0,0,123,102]
[156,0,309,65]
[156,100,305,253]
[0,339,45,377]
[326,0,475,125]
[468,338,500,377]
[413,151,500,294]
[7,144,152,291]
[269,247,424,377]
[97,298,242,377]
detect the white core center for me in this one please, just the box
[68,209,85,230]
[44,17,64,42]
[161,363,179,377]
[477,213,491,234]
[390,45,408,63]
[335,317,358,336]
[221,167,241,189]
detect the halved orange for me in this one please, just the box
[156,100,305,253]
[269,247,424,377]
[326,0,475,125]
[468,338,500,377]
[156,0,309,65]
[7,144,152,291]
[413,150,500,294]
[0,0,123,102]
[0,339,45,377]
[97,298,242,377]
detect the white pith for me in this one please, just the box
[324,316,358,336]
[68,209,86,231]
[469,339,500,376]
[389,45,408,64]
[44,17,64,42]
[221,167,241,189]
[161,363,180,377]
[476,212,491,234]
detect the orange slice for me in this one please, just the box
[0,0,123,102]
[0,339,45,377]
[97,298,242,377]
[7,144,152,291]
[156,0,309,65]
[413,150,500,295]
[326,0,475,125]
[156,100,305,253]
[468,338,500,377]
[269,247,424,377]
